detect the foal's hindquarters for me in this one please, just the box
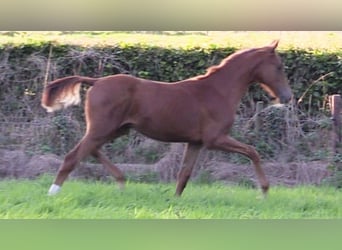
[48,81,134,195]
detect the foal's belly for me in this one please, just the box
[131,116,202,143]
[136,129,200,143]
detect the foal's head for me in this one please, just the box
[253,40,292,104]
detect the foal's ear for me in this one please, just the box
[268,40,279,52]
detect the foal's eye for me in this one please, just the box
[276,65,283,71]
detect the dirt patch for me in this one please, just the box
[0,149,332,186]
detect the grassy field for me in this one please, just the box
[0,176,340,219]
[0,31,341,51]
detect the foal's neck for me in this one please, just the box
[202,51,260,100]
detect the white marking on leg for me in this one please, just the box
[48,184,61,196]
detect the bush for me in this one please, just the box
[1,42,340,115]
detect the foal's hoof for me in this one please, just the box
[118,181,125,190]
[261,185,269,199]
[174,190,183,197]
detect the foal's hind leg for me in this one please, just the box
[90,127,130,189]
[175,143,202,196]
[208,135,269,196]
[91,150,125,189]
[48,135,104,195]
[48,125,130,195]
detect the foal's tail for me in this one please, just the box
[41,75,98,112]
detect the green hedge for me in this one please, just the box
[0,42,341,120]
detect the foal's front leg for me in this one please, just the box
[175,143,202,196]
[208,135,269,196]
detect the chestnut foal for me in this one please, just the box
[42,40,292,196]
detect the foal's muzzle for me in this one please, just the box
[279,92,293,104]
[277,85,293,104]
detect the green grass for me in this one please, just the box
[0,176,341,219]
[0,31,341,51]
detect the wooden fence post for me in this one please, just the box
[255,101,263,135]
[330,94,342,153]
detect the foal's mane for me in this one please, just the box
[194,47,259,80]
